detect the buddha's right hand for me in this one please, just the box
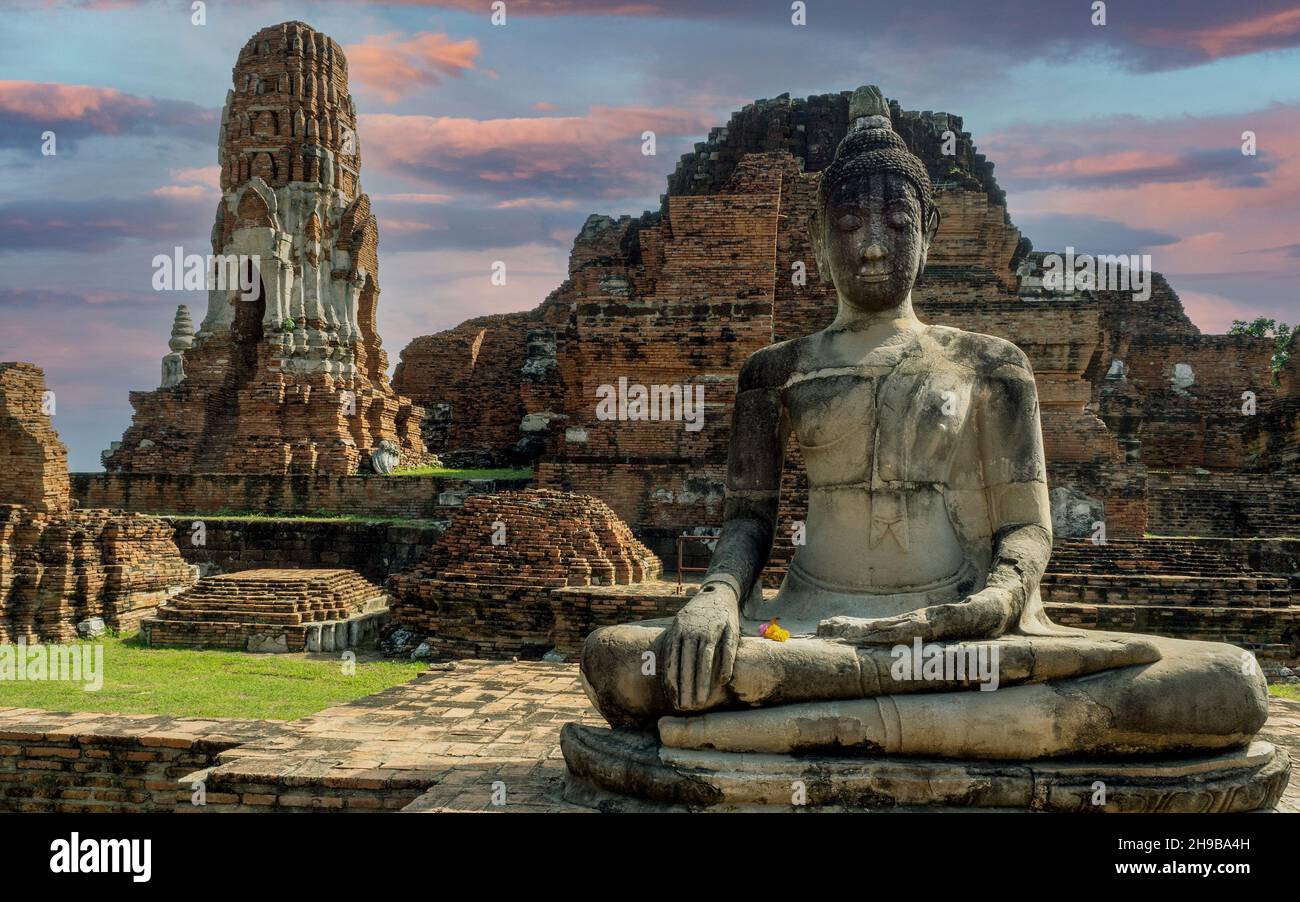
[662,582,740,711]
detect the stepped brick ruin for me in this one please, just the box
[393,89,1299,554]
[0,363,195,641]
[105,21,425,476]
[143,568,387,652]
[388,488,662,659]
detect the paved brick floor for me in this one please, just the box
[196,660,1300,813]
[198,661,601,811]
[1260,696,1300,813]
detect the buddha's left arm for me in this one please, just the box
[961,358,1054,637]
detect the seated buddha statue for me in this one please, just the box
[572,87,1276,774]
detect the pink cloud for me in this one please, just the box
[168,165,220,187]
[0,80,213,150]
[150,185,209,200]
[983,104,1300,330]
[344,32,482,103]
[1177,289,1268,333]
[0,80,149,130]
[372,193,454,204]
[495,197,580,209]
[380,218,448,234]
[1139,6,1300,61]
[359,105,714,199]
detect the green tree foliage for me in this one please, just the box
[1228,317,1293,382]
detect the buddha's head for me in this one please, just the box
[811,86,941,314]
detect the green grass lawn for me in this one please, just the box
[169,510,444,528]
[1270,684,1300,702]
[0,633,426,720]
[391,466,533,480]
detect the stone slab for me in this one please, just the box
[560,723,1291,812]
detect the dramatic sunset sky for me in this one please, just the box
[2,0,1298,468]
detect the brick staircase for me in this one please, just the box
[765,536,1300,662]
[1042,538,1299,662]
[143,569,388,652]
[1042,538,1295,608]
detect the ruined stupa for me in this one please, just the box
[1,363,196,641]
[105,21,425,475]
[394,88,1296,552]
[389,489,663,659]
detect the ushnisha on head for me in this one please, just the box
[811,85,942,313]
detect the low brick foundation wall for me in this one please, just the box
[70,472,531,521]
[391,580,692,660]
[162,518,443,582]
[0,709,283,813]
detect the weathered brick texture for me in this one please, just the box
[0,711,282,813]
[71,471,530,520]
[143,568,386,651]
[394,90,1288,543]
[0,363,69,513]
[388,489,662,657]
[104,22,425,476]
[0,363,196,641]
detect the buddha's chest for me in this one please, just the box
[782,367,975,485]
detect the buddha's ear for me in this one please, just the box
[923,203,941,245]
[918,203,941,271]
[809,208,829,283]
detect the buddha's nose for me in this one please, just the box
[861,243,886,262]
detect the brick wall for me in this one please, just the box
[0,710,281,813]
[1147,471,1300,537]
[161,517,441,581]
[1,364,196,642]
[389,489,664,657]
[0,363,69,513]
[71,472,530,520]
[391,580,690,659]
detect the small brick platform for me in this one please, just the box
[142,569,388,652]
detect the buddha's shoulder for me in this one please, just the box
[922,325,1035,380]
[737,336,806,390]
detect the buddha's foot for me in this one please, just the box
[560,724,1292,812]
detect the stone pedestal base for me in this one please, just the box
[560,723,1291,812]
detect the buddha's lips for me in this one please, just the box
[855,269,892,282]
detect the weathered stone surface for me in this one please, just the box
[561,725,1291,812]
[2,659,1293,813]
[104,22,425,475]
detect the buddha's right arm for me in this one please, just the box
[700,379,788,606]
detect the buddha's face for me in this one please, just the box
[815,172,933,313]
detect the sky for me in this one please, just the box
[1,0,1298,469]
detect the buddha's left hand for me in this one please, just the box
[819,585,1019,645]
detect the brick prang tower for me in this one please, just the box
[105,21,425,475]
